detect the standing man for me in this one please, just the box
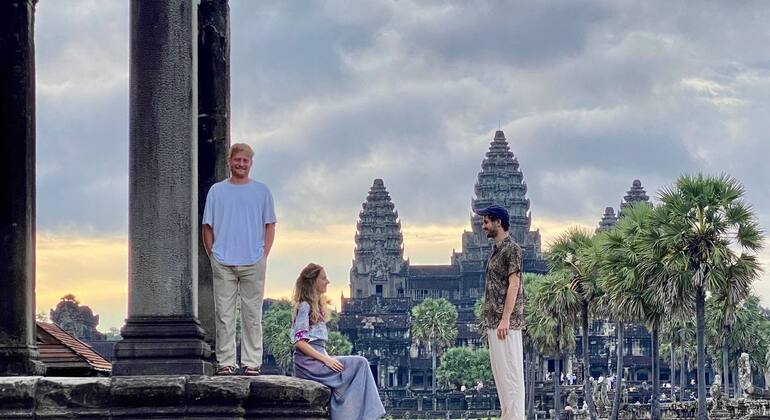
[478,205,525,420]
[202,143,276,376]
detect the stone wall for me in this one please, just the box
[559,400,770,420]
[0,375,330,419]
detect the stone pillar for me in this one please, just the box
[0,0,45,376]
[197,0,230,353]
[113,0,212,376]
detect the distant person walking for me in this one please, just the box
[291,263,385,420]
[202,143,276,376]
[478,205,525,420]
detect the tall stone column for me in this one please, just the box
[0,0,45,376]
[197,0,230,354]
[113,0,212,376]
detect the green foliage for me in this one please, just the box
[596,203,667,326]
[263,299,294,373]
[523,272,546,299]
[269,299,293,312]
[652,174,763,418]
[411,298,459,394]
[473,297,483,321]
[656,174,763,304]
[436,347,493,389]
[546,227,602,304]
[327,331,352,356]
[477,273,544,324]
[526,271,578,356]
[410,298,458,350]
[327,310,341,332]
[104,326,122,341]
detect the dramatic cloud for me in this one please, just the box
[36,1,129,233]
[34,1,770,326]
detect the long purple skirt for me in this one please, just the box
[293,341,385,420]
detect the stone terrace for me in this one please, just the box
[0,375,329,419]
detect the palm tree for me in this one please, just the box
[678,320,697,401]
[656,174,763,420]
[661,316,693,401]
[660,323,678,399]
[706,295,736,396]
[706,256,761,396]
[522,272,547,420]
[726,295,769,396]
[599,203,667,420]
[597,226,633,420]
[528,271,580,418]
[672,317,696,401]
[546,227,601,420]
[764,339,770,390]
[411,297,458,395]
[596,229,634,420]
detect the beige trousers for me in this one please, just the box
[211,256,267,368]
[488,328,525,420]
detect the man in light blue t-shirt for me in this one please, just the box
[202,143,276,376]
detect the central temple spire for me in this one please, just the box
[471,130,532,244]
[454,130,545,273]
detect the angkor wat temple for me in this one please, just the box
[339,130,667,393]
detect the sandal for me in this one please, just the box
[216,365,237,376]
[242,366,261,376]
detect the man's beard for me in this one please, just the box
[485,228,496,238]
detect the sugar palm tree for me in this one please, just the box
[546,227,601,420]
[598,203,667,420]
[661,316,693,400]
[521,272,547,420]
[411,297,458,395]
[706,255,761,396]
[655,174,763,420]
[726,295,769,396]
[764,338,770,390]
[596,229,634,420]
[528,271,580,418]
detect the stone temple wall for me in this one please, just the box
[0,375,330,419]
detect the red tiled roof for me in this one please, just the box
[37,322,112,372]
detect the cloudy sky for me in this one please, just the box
[35,0,770,330]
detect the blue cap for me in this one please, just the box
[475,205,509,222]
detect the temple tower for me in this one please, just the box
[350,179,407,298]
[455,130,543,267]
[619,179,651,216]
[596,207,618,232]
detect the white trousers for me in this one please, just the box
[488,328,525,420]
[211,256,267,368]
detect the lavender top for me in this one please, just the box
[291,302,328,344]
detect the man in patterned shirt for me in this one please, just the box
[477,205,524,420]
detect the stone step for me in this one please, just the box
[0,375,330,419]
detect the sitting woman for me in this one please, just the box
[291,263,385,420]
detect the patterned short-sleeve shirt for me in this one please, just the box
[481,235,525,332]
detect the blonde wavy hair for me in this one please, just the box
[292,263,330,325]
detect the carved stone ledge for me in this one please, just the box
[0,375,330,419]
